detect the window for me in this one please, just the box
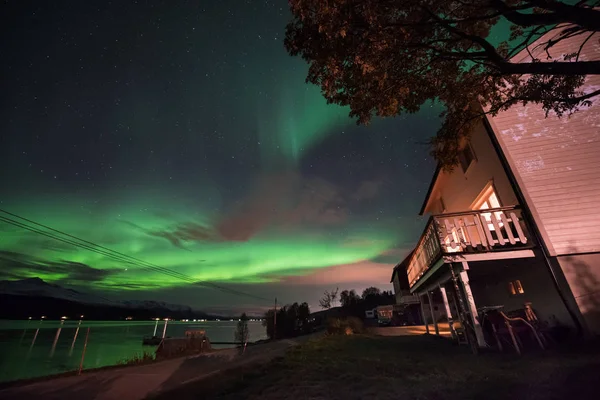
[514,279,525,294]
[459,144,475,173]
[472,182,503,231]
[508,280,525,296]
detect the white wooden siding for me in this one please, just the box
[422,121,519,215]
[489,31,600,256]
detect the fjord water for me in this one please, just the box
[0,319,267,383]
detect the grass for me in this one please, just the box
[117,351,156,366]
[156,334,600,400]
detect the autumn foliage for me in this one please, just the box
[285,0,600,167]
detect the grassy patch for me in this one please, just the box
[157,335,600,400]
[117,351,156,366]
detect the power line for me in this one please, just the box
[0,209,272,303]
[0,213,270,302]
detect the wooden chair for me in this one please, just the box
[484,309,545,355]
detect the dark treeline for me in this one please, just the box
[262,302,312,339]
[262,287,395,340]
[327,286,395,317]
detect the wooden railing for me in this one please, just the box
[407,207,533,288]
[407,220,442,287]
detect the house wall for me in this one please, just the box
[423,120,518,215]
[392,273,401,297]
[485,30,600,335]
[467,255,575,330]
[556,253,600,335]
[487,32,600,256]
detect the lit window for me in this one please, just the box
[508,282,516,295]
[508,280,524,295]
[514,280,524,294]
[473,183,503,231]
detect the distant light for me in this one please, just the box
[28,317,32,320]
[41,316,46,319]
[164,318,169,321]
[61,316,68,320]
[80,315,84,319]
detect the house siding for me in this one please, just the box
[488,32,600,256]
[556,253,600,335]
[423,121,518,215]
[468,255,575,330]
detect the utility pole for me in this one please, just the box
[273,297,277,339]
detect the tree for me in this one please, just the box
[285,0,600,168]
[234,313,250,345]
[340,289,360,308]
[361,287,382,299]
[262,302,312,339]
[319,287,339,309]
[331,287,339,307]
[298,301,311,332]
[263,309,276,339]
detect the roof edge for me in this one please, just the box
[418,164,442,216]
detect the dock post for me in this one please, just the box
[162,319,169,338]
[78,327,90,375]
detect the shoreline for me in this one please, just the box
[0,334,319,400]
[0,339,265,389]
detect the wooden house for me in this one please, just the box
[397,28,600,346]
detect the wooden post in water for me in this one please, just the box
[162,319,169,339]
[69,319,82,356]
[29,329,39,352]
[50,319,64,358]
[19,318,32,345]
[153,319,159,337]
[78,327,90,376]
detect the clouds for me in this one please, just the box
[279,260,395,286]
[139,171,355,247]
[149,222,221,248]
[0,250,117,285]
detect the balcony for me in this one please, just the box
[407,206,534,289]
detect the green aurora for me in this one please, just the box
[0,1,437,309]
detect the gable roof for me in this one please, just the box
[390,249,415,290]
[418,164,441,216]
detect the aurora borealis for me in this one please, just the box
[0,1,439,314]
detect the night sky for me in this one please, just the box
[0,1,440,315]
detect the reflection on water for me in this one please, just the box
[0,320,266,383]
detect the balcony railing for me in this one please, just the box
[407,206,534,288]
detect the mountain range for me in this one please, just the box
[0,278,210,320]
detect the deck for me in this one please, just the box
[407,206,535,290]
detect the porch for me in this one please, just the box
[412,256,574,350]
[404,207,575,348]
[407,206,536,292]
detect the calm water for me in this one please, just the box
[0,319,267,383]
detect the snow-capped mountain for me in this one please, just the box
[121,300,192,313]
[0,277,116,306]
[0,278,195,314]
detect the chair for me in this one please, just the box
[482,309,545,355]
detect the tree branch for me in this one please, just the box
[500,60,600,75]
[491,0,600,30]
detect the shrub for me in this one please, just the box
[118,351,155,365]
[326,316,365,335]
[346,316,365,334]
